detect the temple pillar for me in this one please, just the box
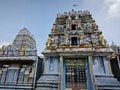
[59,56,64,90]
[88,56,95,90]
[108,59,113,74]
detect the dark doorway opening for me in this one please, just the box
[71,24,76,30]
[71,37,78,45]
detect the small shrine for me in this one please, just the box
[0,28,42,90]
[36,10,120,90]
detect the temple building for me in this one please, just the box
[0,28,43,90]
[36,10,120,90]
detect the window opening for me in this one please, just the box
[71,37,78,45]
[71,24,76,30]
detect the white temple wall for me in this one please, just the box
[45,57,60,74]
[92,56,110,75]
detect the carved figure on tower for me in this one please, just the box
[64,34,70,45]
[80,33,84,45]
[46,35,52,48]
[52,24,56,32]
[98,31,105,46]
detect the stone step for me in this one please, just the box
[95,74,120,90]
[35,87,52,90]
[35,87,58,90]
[97,83,120,87]
[95,74,114,77]
[36,84,58,88]
[0,85,32,89]
[98,86,120,90]
[37,80,58,84]
[96,78,119,82]
[36,84,52,87]
[35,74,59,90]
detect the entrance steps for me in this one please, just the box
[0,83,33,90]
[35,74,59,90]
[95,74,120,90]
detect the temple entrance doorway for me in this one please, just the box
[65,58,87,90]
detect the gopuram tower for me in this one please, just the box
[36,10,120,90]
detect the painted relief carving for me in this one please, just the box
[45,10,108,50]
[52,24,56,32]
[98,32,106,46]
[64,34,70,45]
[46,35,52,48]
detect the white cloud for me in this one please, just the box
[104,0,120,19]
[0,41,10,48]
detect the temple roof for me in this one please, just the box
[18,28,33,36]
[0,28,37,57]
[44,10,113,54]
[12,28,36,50]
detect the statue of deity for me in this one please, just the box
[77,19,82,30]
[91,31,99,46]
[98,32,105,46]
[59,36,64,45]
[84,35,91,45]
[80,33,84,45]
[66,18,71,30]
[46,36,52,48]
[52,24,56,32]
[92,21,98,30]
[87,22,92,30]
[64,34,69,45]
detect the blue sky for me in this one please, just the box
[0,0,120,56]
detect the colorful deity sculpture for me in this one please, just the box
[80,33,85,45]
[46,35,52,48]
[98,32,105,46]
[64,34,70,45]
[52,24,56,32]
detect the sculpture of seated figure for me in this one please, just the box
[52,24,56,32]
[91,33,96,46]
[80,34,84,45]
[19,47,26,56]
[64,34,69,45]
[91,32,99,46]
[87,22,92,30]
[84,35,91,45]
[92,21,98,30]
[46,36,52,48]
[59,36,64,45]
[98,32,105,46]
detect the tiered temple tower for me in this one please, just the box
[36,10,120,90]
[0,28,42,90]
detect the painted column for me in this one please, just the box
[59,56,63,90]
[44,57,49,74]
[43,57,46,74]
[108,59,112,74]
[88,56,95,90]
[33,57,38,89]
